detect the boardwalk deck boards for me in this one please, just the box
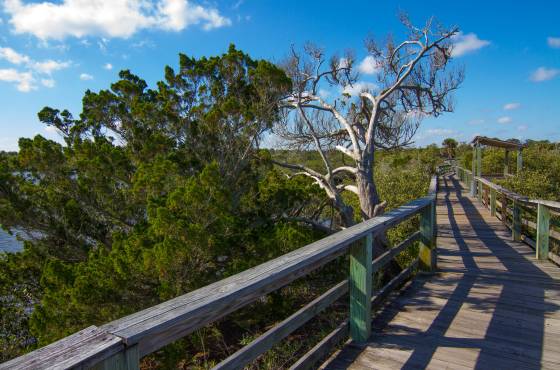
[321,174,560,370]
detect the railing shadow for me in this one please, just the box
[323,174,559,369]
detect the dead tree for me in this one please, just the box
[273,16,463,247]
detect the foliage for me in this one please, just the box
[456,140,560,201]
[0,45,310,362]
[0,43,443,368]
[497,141,560,200]
[441,138,458,159]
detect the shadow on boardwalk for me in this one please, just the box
[322,174,560,370]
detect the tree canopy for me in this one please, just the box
[0,45,324,362]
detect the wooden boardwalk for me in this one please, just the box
[321,174,560,370]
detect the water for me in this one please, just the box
[0,229,23,253]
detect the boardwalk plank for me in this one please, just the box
[321,174,560,370]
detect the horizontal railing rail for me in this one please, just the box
[454,166,560,265]
[2,175,439,370]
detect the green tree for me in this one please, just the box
[442,138,458,159]
[1,45,325,364]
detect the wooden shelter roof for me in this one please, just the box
[471,136,525,149]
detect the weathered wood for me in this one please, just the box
[321,173,560,370]
[349,233,373,342]
[476,145,482,178]
[490,187,497,216]
[214,280,348,370]
[1,176,436,369]
[520,218,560,241]
[0,326,123,370]
[291,261,418,370]
[477,179,483,202]
[93,345,139,370]
[501,192,508,225]
[419,200,436,272]
[289,322,349,370]
[471,146,476,196]
[472,136,525,150]
[512,199,521,241]
[532,199,560,211]
[537,203,550,260]
[372,231,421,274]
[98,196,432,357]
[371,259,418,308]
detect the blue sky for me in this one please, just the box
[0,0,559,151]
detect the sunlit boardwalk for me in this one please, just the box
[321,174,560,370]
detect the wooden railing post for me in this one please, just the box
[94,345,139,370]
[501,193,507,224]
[490,187,496,216]
[471,146,477,196]
[512,200,521,241]
[419,199,436,272]
[477,179,483,202]
[536,203,550,260]
[349,233,372,342]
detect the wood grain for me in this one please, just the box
[321,173,560,370]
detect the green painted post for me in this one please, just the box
[490,188,496,216]
[512,200,521,242]
[471,146,477,196]
[536,203,550,260]
[432,194,437,242]
[477,180,482,202]
[419,200,436,272]
[517,149,523,174]
[476,145,482,178]
[349,233,372,342]
[94,346,139,370]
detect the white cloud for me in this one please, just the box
[467,119,485,125]
[503,102,520,110]
[80,73,93,80]
[157,0,231,31]
[415,128,459,143]
[530,67,560,82]
[103,63,113,70]
[497,116,512,124]
[425,128,456,136]
[548,37,560,48]
[342,81,377,96]
[517,125,528,132]
[31,60,71,74]
[3,0,231,40]
[0,68,35,91]
[338,57,350,69]
[41,78,55,87]
[0,45,70,91]
[0,46,30,64]
[44,125,58,133]
[451,32,490,57]
[358,55,380,75]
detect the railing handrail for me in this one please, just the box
[454,165,559,266]
[455,165,560,210]
[2,175,439,370]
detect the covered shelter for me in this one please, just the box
[470,136,525,195]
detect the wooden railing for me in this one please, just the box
[455,166,560,265]
[2,177,439,370]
